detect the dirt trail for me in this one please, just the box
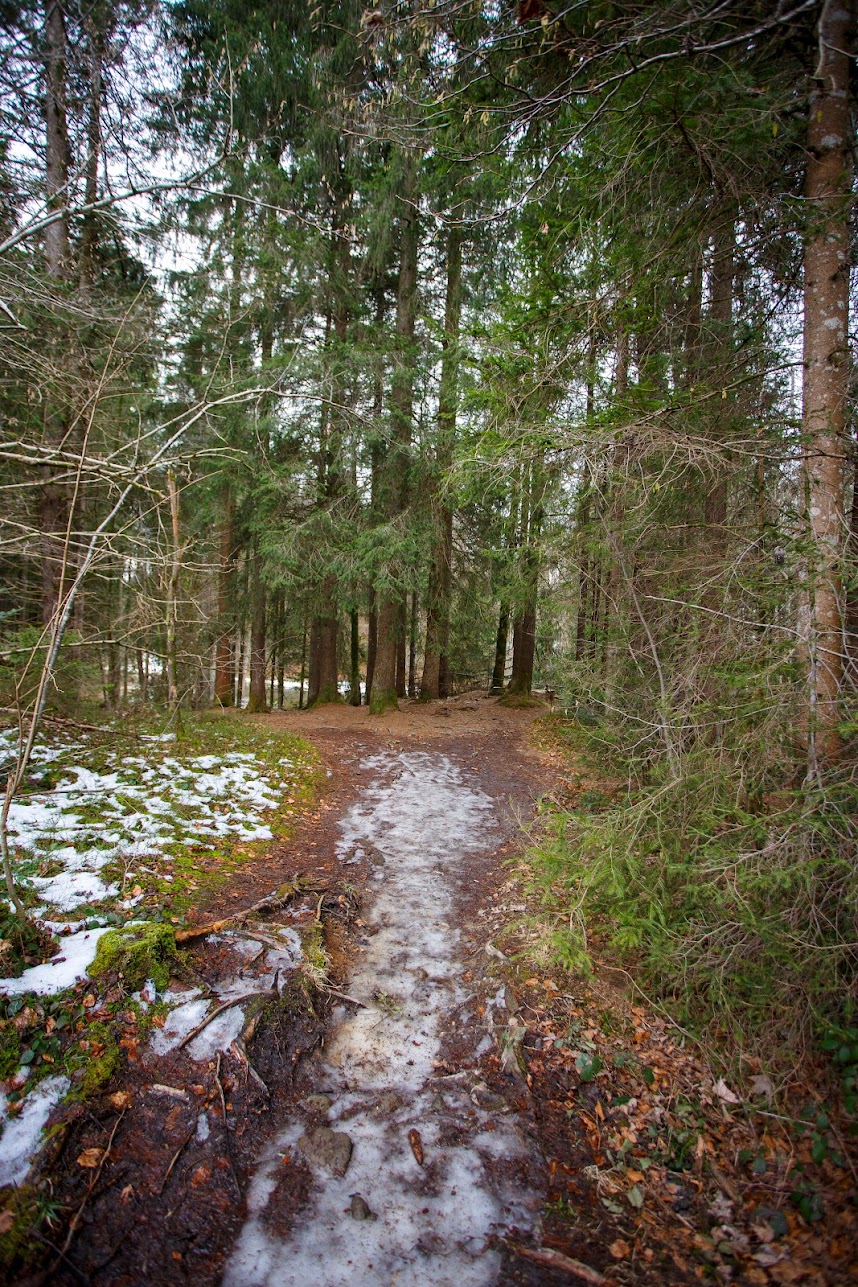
[223,742,543,1286]
[41,696,559,1287]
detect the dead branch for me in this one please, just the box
[507,1244,607,1285]
[174,878,321,942]
[175,986,277,1052]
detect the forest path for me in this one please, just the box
[42,696,564,1287]
[223,724,547,1286]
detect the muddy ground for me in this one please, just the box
[12,696,857,1287]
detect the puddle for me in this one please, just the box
[223,751,540,1287]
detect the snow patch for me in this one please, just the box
[0,926,110,997]
[0,1075,70,1187]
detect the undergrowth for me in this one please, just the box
[528,714,858,1085]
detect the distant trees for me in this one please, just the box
[0,0,852,759]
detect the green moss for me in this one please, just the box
[369,688,398,715]
[73,1021,120,1097]
[0,1186,44,1274]
[91,922,176,991]
[0,1023,21,1080]
[300,921,328,978]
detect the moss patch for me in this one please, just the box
[90,922,177,991]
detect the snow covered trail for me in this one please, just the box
[223,749,541,1287]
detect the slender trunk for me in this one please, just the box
[350,609,361,705]
[365,290,385,705]
[371,154,418,713]
[44,0,71,279]
[703,209,735,536]
[39,1,73,626]
[214,489,235,706]
[79,7,104,290]
[247,544,267,713]
[421,225,463,699]
[491,605,510,693]
[165,470,181,719]
[801,0,854,768]
[366,591,377,703]
[298,611,308,709]
[408,592,418,697]
[395,600,407,699]
[845,430,858,687]
[509,459,544,696]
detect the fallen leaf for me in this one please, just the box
[408,1128,424,1166]
[749,1074,774,1102]
[109,1091,132,1110]
[713,1078,740,1104]
[76,1148,105,1169]
[120,1185,134,1203]
[0,1210,14,1234]
[609,1238,631,1259]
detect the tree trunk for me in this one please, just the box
[165,470,181,721]
[801,0,854,768]
[247,543,267,713]
[491,605,510,693]
[79,5,104,291]
[43,0,71,279]
[421,225,463,699]
[39,1,73,627]
[350,609,361,705]
[395,600,407,698]
[508,459,545,696]
[214,489,235,706]
[371,153,418,714]
[408,592,418,697]
[366,591,377,704]
[703,209,735,537]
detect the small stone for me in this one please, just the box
[373,1091,403,1115]
[302,1093,333,1114]
[349,1194,376,1221]
[298,1126,353,1176]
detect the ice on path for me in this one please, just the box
[223,751,538,1287]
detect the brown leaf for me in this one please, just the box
[0,1210,14,1235]
[109,1091,132,1110]
[408,1128,424,1166]
[76,1147,105,1169]
[120,1185,134,1203]
[610,1238,631,1259]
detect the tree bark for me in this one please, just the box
[247,543,267,713]
[491,605,510,693]
[165,470,181,720]
[801,0,854,768]
[421,225,463,699]
[214,489,235,706]
[371,153,418,714]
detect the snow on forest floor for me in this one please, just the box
[223,750,542,1287]
[0,724,306,920]
[0,716,319,1190]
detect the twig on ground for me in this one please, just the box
[175,879,323,942]
[158,1126,196,1194]
[58,1110,126,1262]
[214,1052,241,1196]
[175,989,276,1051]
[507,1243,607,1284]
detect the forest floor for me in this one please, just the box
[2,696,856,1286]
